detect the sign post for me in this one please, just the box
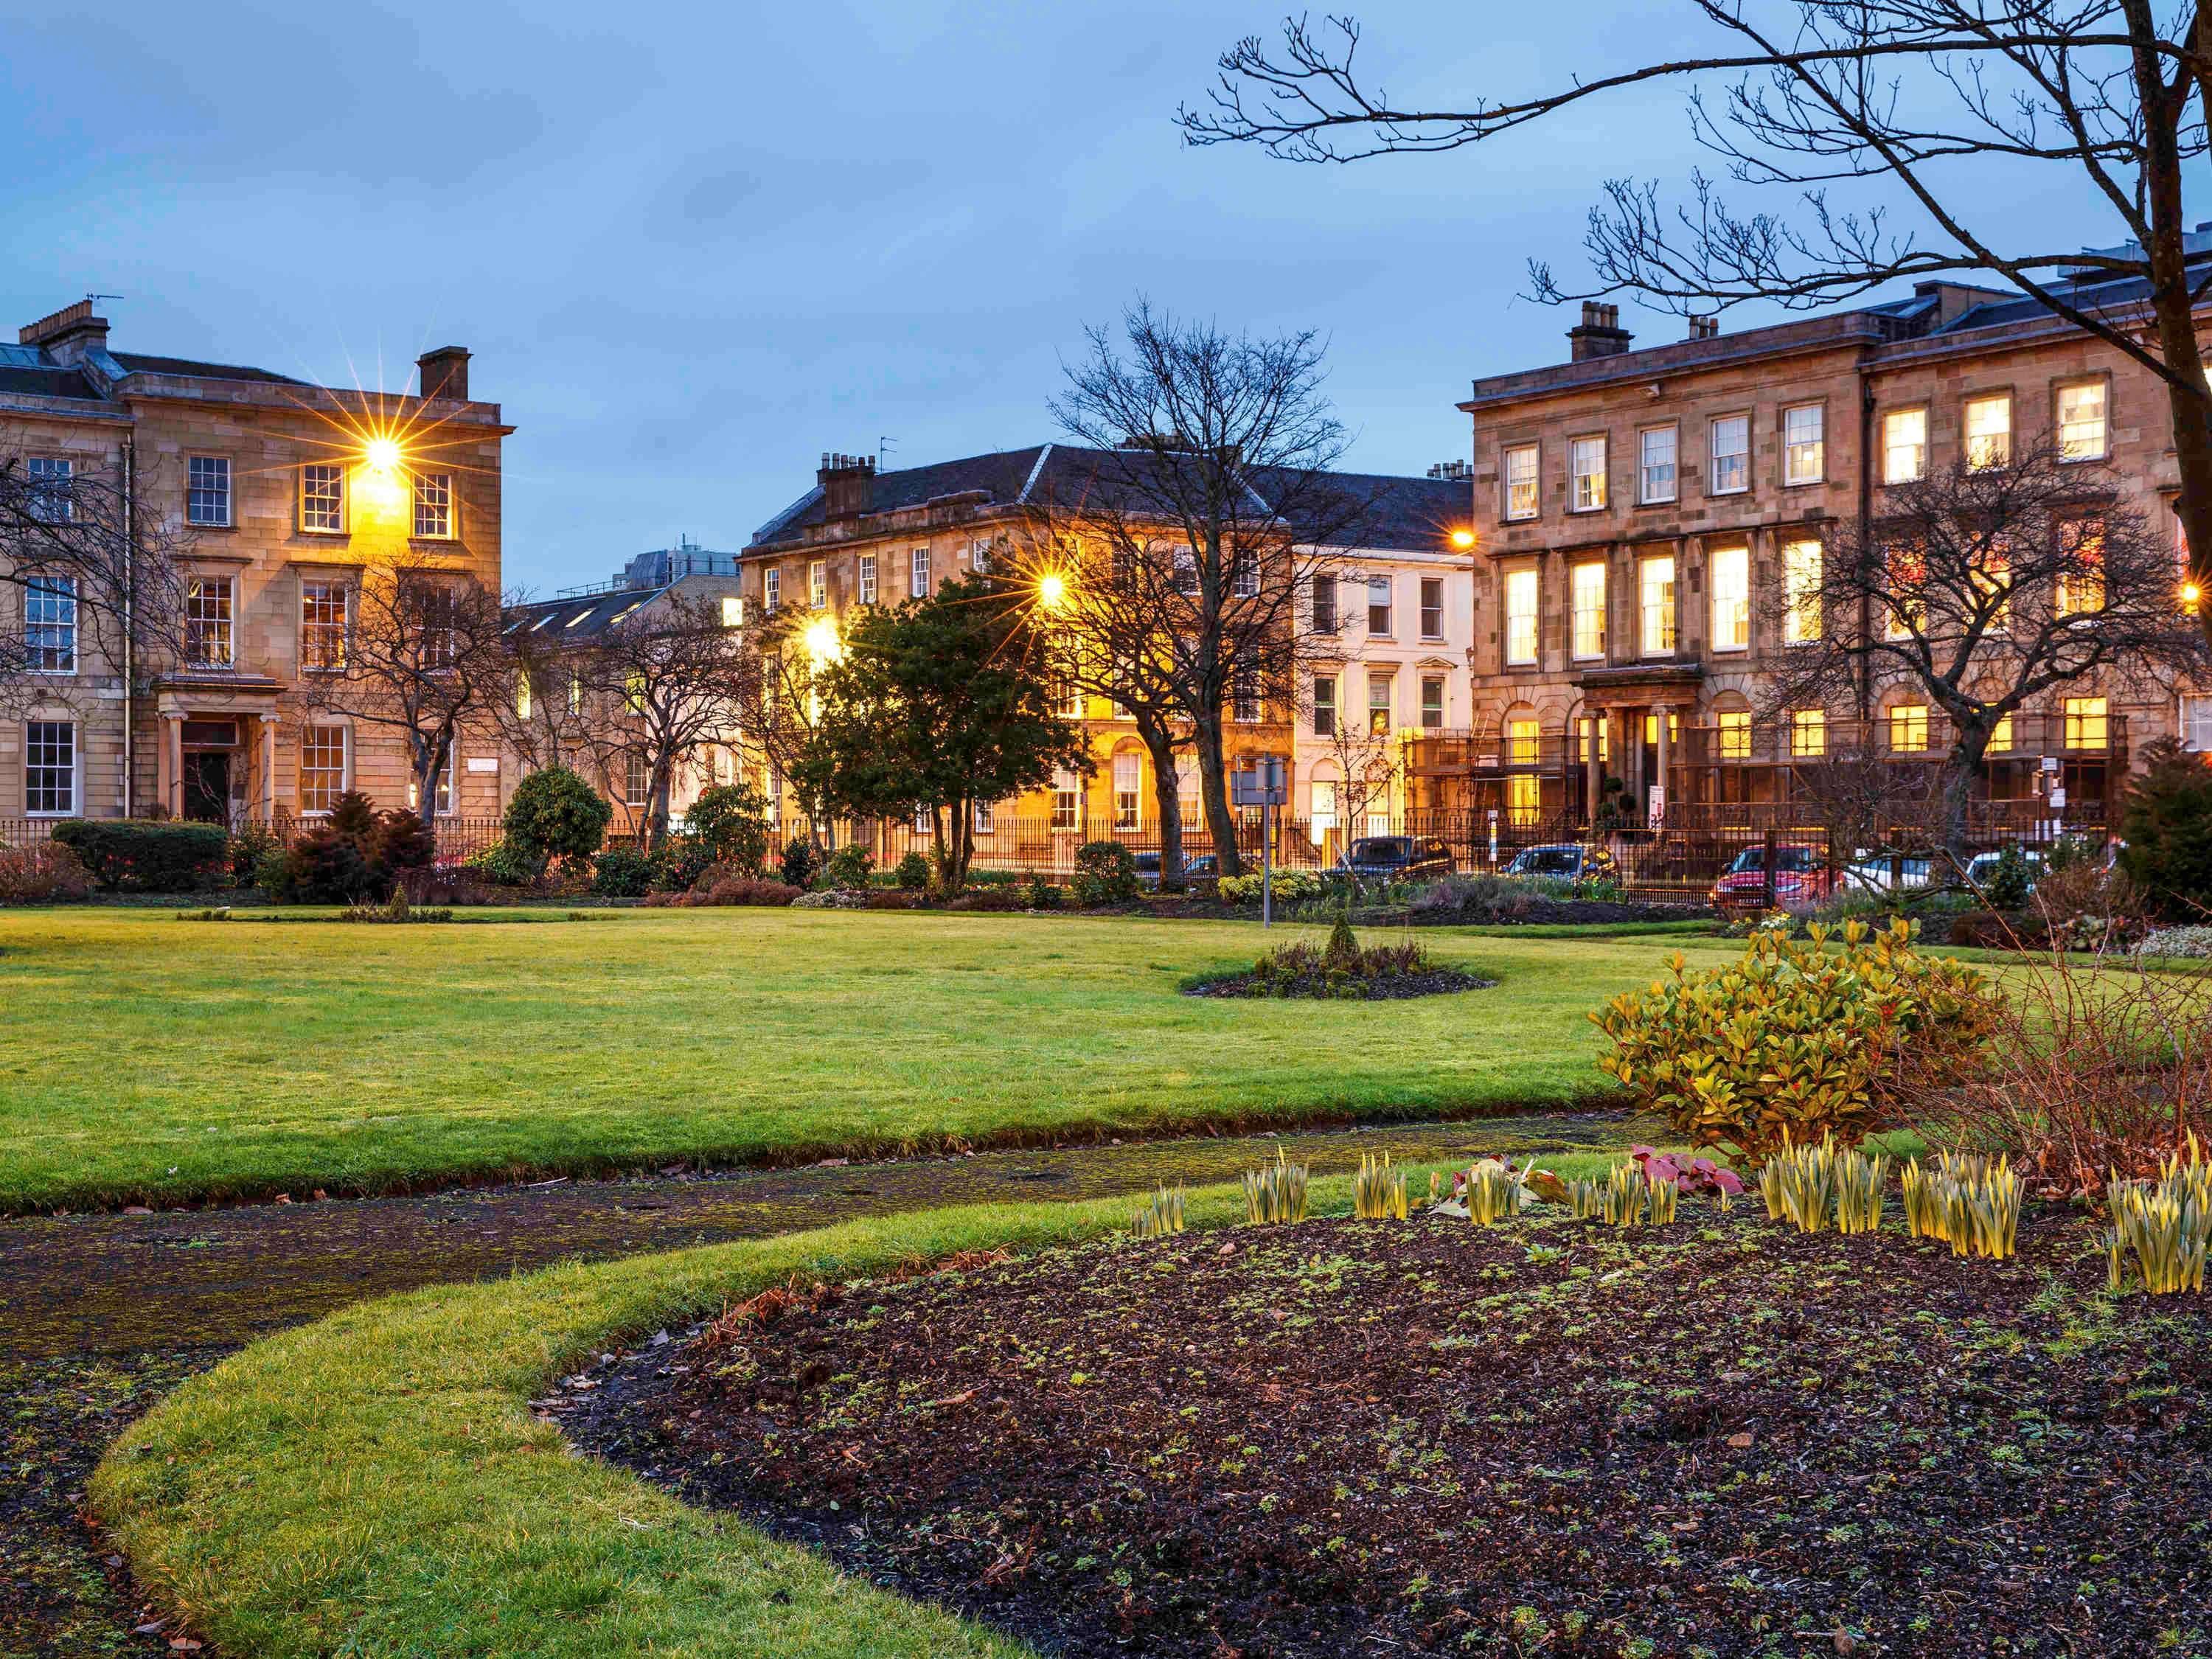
[1231,758,1290,928]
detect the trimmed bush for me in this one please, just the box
[894,851,931,891]
[371,808,437,880]
[1070,840,1139,906]
[503,767,613,874]
[1590,919,2000,1164]
[644,877,801,908]
[823,844,873,890]
[463,839,538,888]
[1217,869,1324,905]
[0,841,92,903]
[591,846,653,898]
[226,820,283,889]
[681,783,771,876]
[779,837,818,889]
[646,837,713,894]
[50,819,229,893]
[2118,740,2212,923]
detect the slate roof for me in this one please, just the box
[503,584,669,643]
[0,337,308,407]
[109,352,306,386]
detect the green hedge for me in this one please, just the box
[49,819,229,892]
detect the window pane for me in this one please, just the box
[187,577,234,667]
[1709,544,1750,651]
[412,472,453,538]
[1570,436,1607,511]
[1367,576,1391,635]
[1718,709,1752,759]
[1890,703,1929,752]
[2058,381,2107,460]
[301,464,344,532]
[1640,557,1676,655]
[911,549,929,597]
[25,719,74,814]
[1964,395,2011,470]
[26,457,74,523]
[1784,404,1823,484]
[1312,675,1336,737]
[301,725,347,813]
[1419,577,1444,638]
[1790,709,1826,757]
[187,456,232,526]
[27,576,76,672]
[1420,676,1444,729]
[2065,696,2109,750]
[1883,409,1927,483]
[301,581,347,670]
[1639,427,1677,504]
[1503,445,1538,519]
[1708,416,1749,494]
[1310,574,1337,633]
[1781,539,1822,644]
[1504,568,1539,664]
[1367,673,1392,734]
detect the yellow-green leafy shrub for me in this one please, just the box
[1590,919,1998,1165]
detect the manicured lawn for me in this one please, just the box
[0,908,1683,1213]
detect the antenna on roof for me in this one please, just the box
[84,293,123,307]
[877,435,897,468]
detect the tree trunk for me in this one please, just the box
[1938,729,1991,870]
[930,807,954,894]
[1136,717,1186,888]
[2146,11,2212,652]
[1191,708,1244,877]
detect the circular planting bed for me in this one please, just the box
[1183,927,1497,1000]
[569,1205,2212,1658]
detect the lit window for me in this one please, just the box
[26,577,76,672]
[1781,539,1822,644]
[2057,380,2107,460]
[721,595,745,628]
[1975,536,2012,632]
[1231,661,1261,723]
[1886,542,1927,639]
[808,560,827,609]
[1113,752,1141,830]
[1987,713,2014,753]
[24,719,74,814]
[187,456,232,526]
[2058,518,2106,617]
[1310,573,1338,633]
[856,553,877,606]
[300,725,348,813]
[1366,575,1391,635]
[1419,577,1444,639]
[1506,716,1540,767]
[1051,768,1081,832]
[1717,709,1752,760]
[515,672,533,720]
[1570,562,1606,660]
[1310,779,1338,838]
[971,540,992,573]
[1506,772,1540,827]
[1312,675,1337,738]
[1964,394,2011,470]
[1889,703,1930,754]
[911,548,930,597]
[25,456,73,523]
[1639,426,1677,504]
[1643,711,1680,746]
[412,472,453,539]
[186,576,234,667]
[624,751,649,810]
[1708,415,1749,495]
[1640,556,1676,655]
[300,464,345,533]
[1503,444,1539,520]
[1783,404,1824,485]
[1504,568,1540,665]
[1420,676,1445,730]
[2181,692,2212,753]
[2065,696,2110,751]
[1709,543,1750,652]
[1883,409,1927,484]
[763,568,780,613]
[1791,709,1827,758]
[300,580,347,671]
[1576,716,1610,765]
[1570,436,1607,512]
[1367,673,1393,736]
[973,799,995,833]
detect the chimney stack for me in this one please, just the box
[1567,301,1634,363]
[818,451,877,520]
[20,300,111,367]
[1426,459,1470,480]
[417,345,470,403]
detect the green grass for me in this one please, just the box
[91,1154,1643,1659]
[0,908,1691,1213]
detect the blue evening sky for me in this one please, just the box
[0,1,2129,591]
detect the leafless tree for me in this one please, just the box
[1183,4,2212,650]
[568,592,755,850]
[0,454,189,712]
[1762,441,2203,852]
[1301,661,1402,852]
[494,604,597,776]
[289,552,509,818]
[1049,301,1368,874]
[726,606,840,845]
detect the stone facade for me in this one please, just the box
[0,302,508,827]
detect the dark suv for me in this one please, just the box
[1133,852,1220,890]
[1342,835,1455,882]
[1500,843,1620,883]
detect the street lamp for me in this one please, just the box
[365,436,403,473]
[1037,571,1070,613]
[1450,528,1477,551]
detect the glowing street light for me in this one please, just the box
[1450,528,1477,551]
[1037,571,1070,613]
[365,436,403,473]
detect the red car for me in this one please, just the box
[1708,844,1838,916]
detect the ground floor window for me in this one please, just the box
[1310,779,1337,841]
[1889,703,1929,754]
[300,724,348,813]
[2185,693,2212,753]
[1051,768,1080,832]
[973,799,995,835]
[1576,716,1610,765]
[1113,753,1141,830]
[2065,696,2110,751]
[1717,709,1752,760]
[24,719,74,815]
[1791,709,1827,758]
[1506,772,1540,827]
[624,751,649,810]
[1506,717,1540,768]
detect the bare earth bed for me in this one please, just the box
[571,1206,2212,1658]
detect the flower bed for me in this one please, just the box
[1185,921,1495,1001]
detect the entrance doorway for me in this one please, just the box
[183,749,232,823]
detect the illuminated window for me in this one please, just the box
[1965,394,2012,470]
[408,742,456,817]
[1640,556,1676,655]
[186,575,234,667]
[187,456,232,526]
[300,464,345,533]
[1784,404,1824,484]
[300,725,348,813]
[1570,436,1607,512]
[1576,716,1610,765]
[1367,672,1393,735]
[1708,415,1749,495]
[1781,539,1822,644]
[1419,577,1444,639]
[2058,518,2105,617]
[1975,537,2012,631]
[910,548,929,597]
[25,456,72,523]
[1883,408,1927,484]
[763,568,780,614]
[1312,675,1337,738]
[721,595,745,627]
[515,672,532,720]
[1889,703,1930,753]
[24,719,74,815]
[1638,425,1677,504]
[1506,716,1540,766]
[1717,709,1752,759]
[1311,779,1338,838]
[1643,711,1680,745]
[1051,768,1080,832]
[973,799,995,833]
[1987,713,2014,753]
[1112,752,1141,830]
[1504,568,1540,665]
[1571,561,1606,659]
[1709,543,1750,652]
[2065,696,2110,751]
[1420,676,1445,729]
[300,580,347,671]
[1885,543,1927,639]
[856,554,876,606]
[1503,444,1538,520]
[808,560,827,609]
[412,472,453,539]
[1791,709,1827,757]
[2057,380,2107,460]
[1506,772,1540,826]
[26,577,75,672]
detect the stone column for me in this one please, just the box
[1655,705,1674,828]
[158,713,183,819]
[259,714,279,821]
[1584,710,1604,827]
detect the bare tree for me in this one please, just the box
[569,592,755,850]
[1050,301,1367,875]
[494,603,597,775]
[1304,674,1405,850]
[0,454,189,712]
[726,606,841,846]
[1183,4,2212,650]
[1763,441,2203,853]
[290,553,509,818]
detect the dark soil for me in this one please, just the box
[573,1206,2212,1658]
[1184,966,1495,1000]
[1402,896,1710,928]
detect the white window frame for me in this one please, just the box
[1569,435,1607,512]
[1882,408,1927,484]
[1418,576,1444,639]
[299,580,348,672]
[1570,561,1605,661]
[1503,567,1540,666]
[1781,538,1823,646]
[623,750,648,811]
[26,575,77,674]
[1708,415,1750,495]
[973,799,996,833]
[23,718,77,815]
[1366,574,1391,636]
[970,540,992,573]
[1708,543,1750,653]
[858,553,877,605]
[910,547,929,597]
[808,560,827,609]
[185,574,236,669]
[1366,671,1394,736]
[763,567,780,614]
[1502,443,1539,521]
[187,455,232,527]
[2057,379,2108,462]
[1312,674,1337,738]
[1638,425,1677,504]
[1782,403,1824,486]
[1050,768,1081,832]
[1112,752,1141,830]
[411,471,455,540]
[1964,393,2013,470]
[1639,556,1676,657]
[1419,675,1446,731]
[299,723,350,815]
[299,464,346,534]
[24,456,73,524]
[2180,692,2212,754]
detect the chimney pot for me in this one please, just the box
[1688,315,1719,341]
[1568,301,1635,364]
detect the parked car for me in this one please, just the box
[1708,844,1840,915]
[1500,843,1620,883]
[1340,835,1455,883]
[1843,853,1935,894]
[1133,851,1220,890]
[1964,848,2043,894]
